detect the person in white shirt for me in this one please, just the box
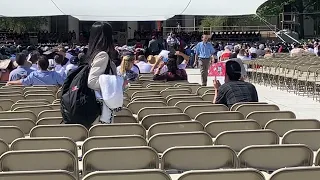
[135,55,152,73]
[237,49,251,60]
[290,44,304,57]
[53,54,66,79]
[28,50,40,71]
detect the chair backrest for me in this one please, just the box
[202,93,215,101]
[265,119,320,136]
[24,90,54,96]
[0,149,78,178]
[11,137,78,157]
[0,170,77,180]
[137,106,182,121]
[23,86,48,92]
[238,144,313,172]
[178,169,265,180]
[176,84,200,93]
[33,85,58,93]
[115,107,132,116]
[127,101,167,114]
[160,89,192,98]
[0,139,8,156]
[125,88,150,98]
[38,110,62,120]
[0,99,15,111]
[0,110,37,122]
[82,135,147,155]
[0,118,35,134]
[131,95,162,101]
[196,86,214,95]
[141,113,191,129]
[184,104,228,119]
[0,95,24,103]
[36,117,63,125]
[132,90,160,98]
[165,86,192,93]
[83,147,159,176]
[195,111,244,125]
[25,94,55,103]
[215,130,279,152]
[89,124,146,138]
[167,97,203,106]
[235,104,280,117]
[162,146,238,171]
[30,124,88,142]
[17,99,50,104]
[148,121,204,139]
[149,85,173,91]
[0,126,24,144]
[14,105,53,116]
[83,169,171,180]
[114,115,138,123]
[283,129,320,151]
[133,97,166,103]
[230,102,268,111]
[205,120,261,137]
[246,111,296,127]
[11,102,48,110]
[166,94,197,101]
[149,132,212,153]
[270,167,320,180]
[50,104,60,110]
[175,101,212,111]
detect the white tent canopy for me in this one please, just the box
[1,0,268,21]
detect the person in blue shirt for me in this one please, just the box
[9,53,34,81]
[195,35,215,86]
[6,56,64,86]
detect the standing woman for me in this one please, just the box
[87,22,117,91]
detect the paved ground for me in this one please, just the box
[186,69,320,120]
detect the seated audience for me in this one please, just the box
[213,60,258,108]
[237,49,251,60]
[117,55,138,81]
[66,53,82,75]
[153,52,188,81]
[9,53,33,81]
[220,46,232,61]
[28,51,40,71]
[264,48,275,59]
[54,54,66,79]
[135,55,152,73]
[6,56,64,86]
[0,59,15,82]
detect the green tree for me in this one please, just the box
[200,16,228,27]
[257,0,317,38]
[0,17,47,32]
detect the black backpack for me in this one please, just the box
[60,64,103,128]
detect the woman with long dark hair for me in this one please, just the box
[87,22,116,91]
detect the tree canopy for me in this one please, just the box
[0,17,47,32]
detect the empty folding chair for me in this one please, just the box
[131,95,162,101]
[265,119,320,137]
[0,149,78,179]
[132,90,160,99]
[82,135,147,155]
[83,169,171,180]
[205,120,261,137]
[11,137,78,157]
[127,101,166,114]
[176,84,200,94]
[0,139,8,156]
[0,95,24,103]
[36,117,63,125]
[0,126,24,144]
[30,124,88,142]
[0,118,35,134]
[24,90,54,97]
[141,113,191,129]
[38,109,62,120]
[246,111,296,127]
[25,94,55,103]
[11,102,48,110]
[162,146,238,171]
[177,169,265,180]
[202,93,215,101]
[23,86,48,92]
[0,170,76,180]
[89,124,146,138]
[125,88,150,98]
[270,167,320,180]
[230,102,268,111]
[165,86,192,92]
[149,132,212,153]
[114,115,137,123]
[133,97,166,103]
[215,130,279,152]
[50,104,60,110]
[196,86,214,96]
[282,129,320,151]
[137,106,182,121]
[148,121,204,139]
[195,111,244,125]
[184,104,228,119]
[0,111,37,123]
[123,99,130,107]
[235,104,280,117]
[160,89,192,98]
[0,99,14,111]
[115,107,132,116]
[33,86,58,93]
[238,144,313,172]
[175,101,212,111]
[82,147,159,176]
[149,84,173,91]
[17,99,50,104]
[167,97,203,106]
[14,105,53,117]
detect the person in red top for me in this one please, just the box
[135,39,143,49]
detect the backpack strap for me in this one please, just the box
[105,59,114,75]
